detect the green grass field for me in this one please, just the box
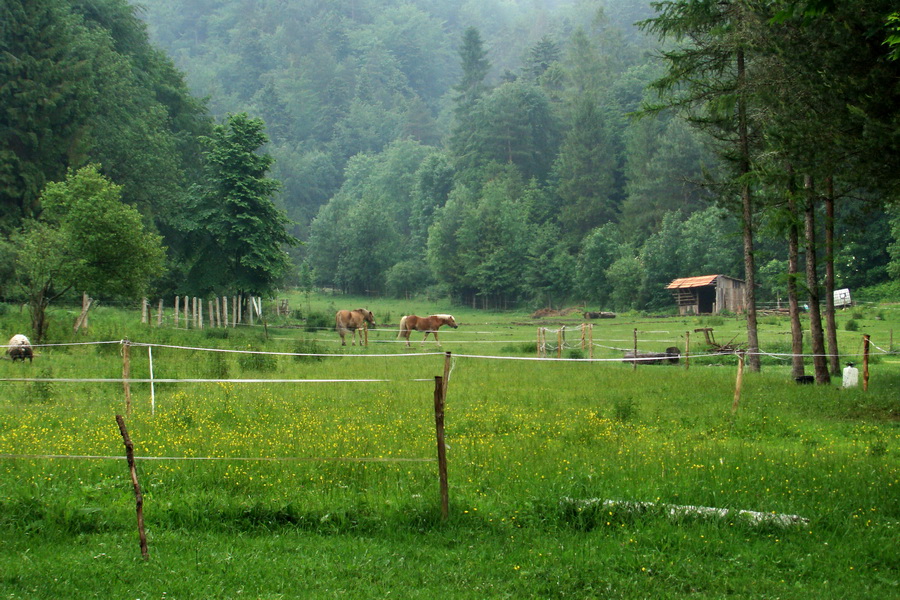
[0,295,897,598]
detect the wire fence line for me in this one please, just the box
[1,336,895,369]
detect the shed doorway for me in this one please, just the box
[697,286,715,314]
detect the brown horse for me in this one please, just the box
[397,314,458,347]
[335,309,375,346]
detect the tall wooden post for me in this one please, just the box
[685,331,690,370]
[116,415,149,560]
[732,352,745,414]
[141,298,148,324]
[156,299,163,327]
[863,334,870,391]
[588,324,593,359]
[174,296,179,328]
[633,328,638,371]
[433,376,449,520]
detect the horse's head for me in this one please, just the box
[440,314,458,329]
[358,309,375,325]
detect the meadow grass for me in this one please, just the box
[0,296,898,598]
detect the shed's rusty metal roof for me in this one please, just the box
[666,275,721,289]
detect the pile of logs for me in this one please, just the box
[623,346,681,365]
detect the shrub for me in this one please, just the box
[292,338,325,362]
[237,348,278,372]
[845,319,859,331]
[305,311,331,332]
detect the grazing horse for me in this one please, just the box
[7,334,33,362]
[397,314,458,347]
[335,309,375,346]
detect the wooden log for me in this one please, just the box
[623,348,681,365]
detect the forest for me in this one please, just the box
[3,0,900,323]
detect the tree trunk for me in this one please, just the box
[29,284,50,343]
[804,175,830,384]
[824,176,839,374]
[737,48,760,372]
[787,167,805,378]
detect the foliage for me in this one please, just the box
[13,165,165,340]
[5,0,900,316]
[191,113,296,297]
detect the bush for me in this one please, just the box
[237,348,279,372]
[292,338,325,362]
[305,311,331,332]
[845,319,859,331]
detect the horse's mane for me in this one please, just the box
[432,314,454,319]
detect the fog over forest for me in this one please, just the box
[3,0,899,317]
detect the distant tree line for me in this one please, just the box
[3,0,899,351]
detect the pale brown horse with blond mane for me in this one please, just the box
[335,308,375,346]
[397,314,458,347]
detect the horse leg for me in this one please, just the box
[339,328,347,346]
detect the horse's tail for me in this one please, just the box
[398,316,408,338]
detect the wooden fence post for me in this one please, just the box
[863,334,870,391]
[156,299,163,327]
[122,339,132,416]
[685,331,690,370]
[588,324,593,359]
[732,352,745,413]
[633,328,638,371]
[115,415,149,560]
[141,298,148,324]
[174,296,179,328]
[433,376,449,521]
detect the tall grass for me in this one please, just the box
[0,297,897,598]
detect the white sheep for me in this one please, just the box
[7,334,33,362]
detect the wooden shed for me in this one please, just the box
[666,274,746,315]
